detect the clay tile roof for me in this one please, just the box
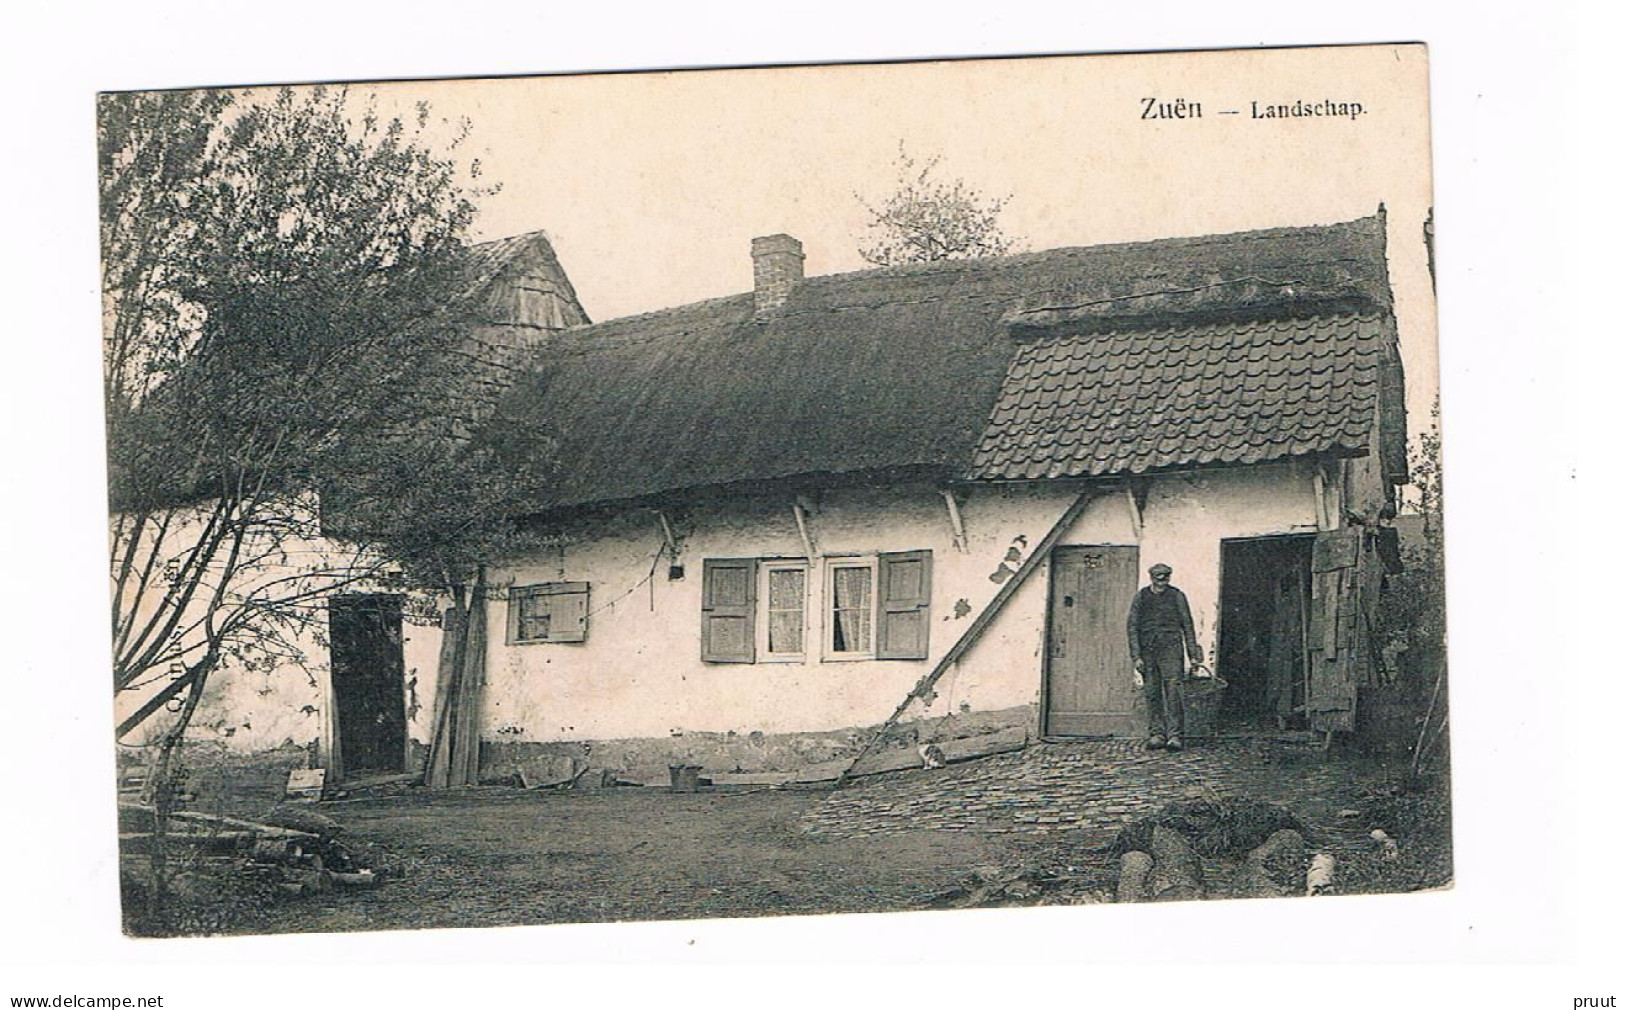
[968,313,1395,480]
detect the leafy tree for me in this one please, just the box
[855,142,1019,266]
[101,86,544,919]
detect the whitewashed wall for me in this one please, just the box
[110,505,445,759]
[481,460,1333,745]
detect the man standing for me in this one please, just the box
[1126,563,1204,752]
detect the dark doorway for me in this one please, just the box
[1218,535,1314,731]
[328,594,407,775]
[1043,545,1141,737]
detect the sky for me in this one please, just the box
[321,45,1438,434]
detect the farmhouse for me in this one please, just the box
[436,210,1409,782]
[126,211,1409,787]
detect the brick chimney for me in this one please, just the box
[751,234,804,316]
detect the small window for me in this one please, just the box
[826,559,876,658]
[506,582,589,644]
[760,561,809,660]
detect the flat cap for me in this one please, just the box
[1148,563,1173,576]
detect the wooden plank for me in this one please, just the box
[284,768,326,802]
[848,746,925,777]
[937,726,1029,763]
[708,771,797,787]
[1313,528,1360,571]
[792,758,855,784]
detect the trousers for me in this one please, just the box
[1141,635,1187,740]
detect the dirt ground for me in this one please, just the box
[224,787,1029,934]
[119,740,1451,936]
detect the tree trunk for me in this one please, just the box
[143,650,218,929]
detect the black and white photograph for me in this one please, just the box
[0,7,1600,1003]
[97,45,1449,938]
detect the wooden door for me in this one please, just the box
[1043,545,1141,737]
[329,594,407,774]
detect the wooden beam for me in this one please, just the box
[940,489,968,553]
[836,490,1095,786]
[791,499,818,560]
[1312,466,1330,530]
[655,509,679,558]
[1123,485,1143,539]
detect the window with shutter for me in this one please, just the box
[876,550,931,660]
[701,559,757,663]
[506,582,590,644]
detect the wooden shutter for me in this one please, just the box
[548,583,590,643]
[701,559,757,663]
[876,550,931,660]
[504,587,528,645]
[505,583,589,644]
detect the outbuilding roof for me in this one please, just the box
[970,312,1396,480]
[496,212,1403,511]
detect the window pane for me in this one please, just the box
[522,612,552,640]
[831,566,872,652]
[519,594,551,640]
[766,568,805,654]
[768,568,804,610]
[768,609,803,654]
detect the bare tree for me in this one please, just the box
[856,143,1019,266]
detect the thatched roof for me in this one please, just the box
[496,212,1401,512]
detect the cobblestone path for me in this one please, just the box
[799,737,1386,845]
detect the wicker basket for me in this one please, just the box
[1183,674,1228,739]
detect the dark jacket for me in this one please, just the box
[1126,585,1201,663]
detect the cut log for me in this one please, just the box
[169,810,320,840]
[1117,851,1153,903]
[118,830,253,854]
[261,805,342,838]
[1148,826,1206,901]
[1306,852,1337,895]
[249,838,303,864]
